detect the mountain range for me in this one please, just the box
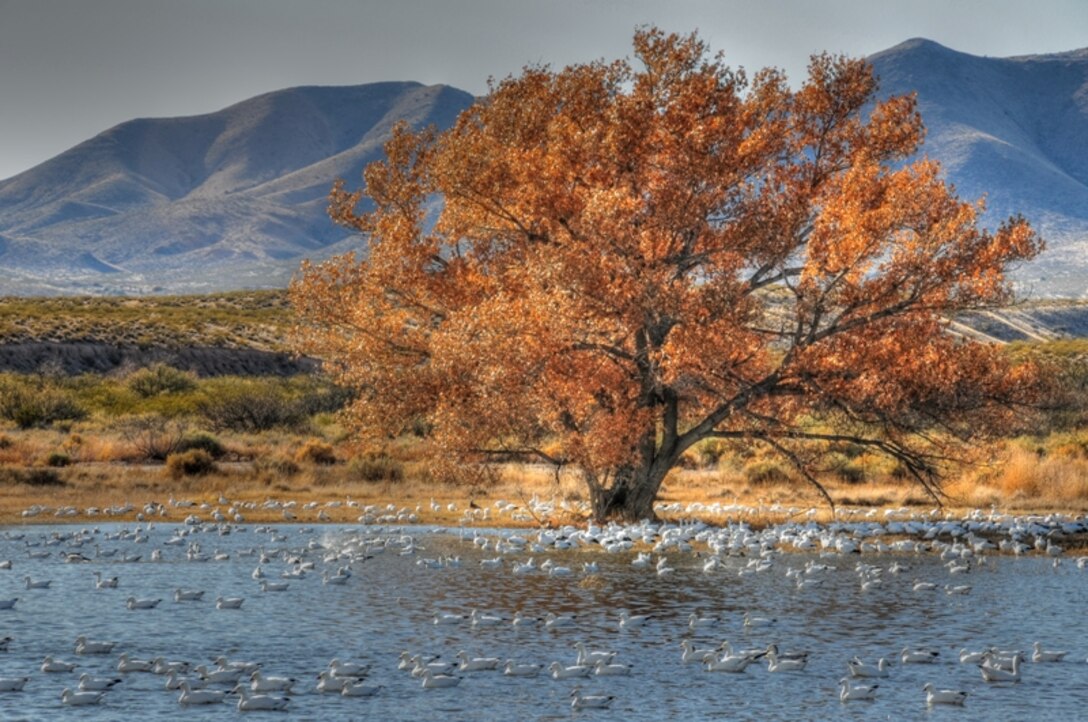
[0,39,1085,297]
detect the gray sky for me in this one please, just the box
[1,0,1086,181]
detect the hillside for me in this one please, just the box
[1,41,1086,296]
[0,83,474,295]
[870,39,1088,297]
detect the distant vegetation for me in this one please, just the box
[0,290,292,351]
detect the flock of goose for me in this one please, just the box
[0,496,1084,717]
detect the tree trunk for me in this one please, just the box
[590,463,666,522]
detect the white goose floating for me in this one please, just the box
[233,686,289,711]
[78,673,121,691]
[548,662,591,679]
[571,686,614,709]
[0,676,28,692]
[61,688,103,706]
[41,656,78,673]
[340,680,381,697]
[923,683,968,706]
[1032,642,1067,663]
[125,596,161,610]
[178,682,225,705]
[74,636,115,654]
[456,651,500,671]
[839,678,879,701]
[980,654,1023,683]
[847,657,890,678]
[216,596,244,609]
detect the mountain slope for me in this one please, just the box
[869,39,1088,297]
[0,82,473,294]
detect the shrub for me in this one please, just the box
[118,415,188,461]
[164,449,217,479]
[0,466,64,486]
[349,454,404,482]
[0,379,86,429]
[295,440,337,465]
[45,452,72,468]
[254,456,300,477]
[177,432,226,459]
[742,459,791,485]
[127,364,197,398]
[197,382,304,432]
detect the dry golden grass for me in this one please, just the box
[2,427,1088,527]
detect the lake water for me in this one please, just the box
[0,521,1084,720]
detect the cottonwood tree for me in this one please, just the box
[291,29,1043,521]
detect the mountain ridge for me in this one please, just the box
[1,40,1086,296]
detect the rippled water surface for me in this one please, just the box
[0,522,1084,720]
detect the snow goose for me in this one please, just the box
[410,656,455,678]
[900,647,939,664]
[0,598,16,610]
[340,680,381,697]
[61,688,103,706]
[433,611,464,626]
[574,642,616,666]
[618,611,650,630]
[456,651,500,671]
[570,686,614,709]
[548,662,591,679]
[24,577,50,589]
[1032,642,1067,663]
[164,671,200,691]
[213,656,261,675]
[688,612,718,629]
[78,673,121,691]
[259,580,289,592]
[250,670,295,693]
[743,612,776,628]
[470,609,502,627]
[847,657,889,678]
[92,572,119,589]
[959,648,988,664]
[328,659,369,678]
[74,636,115,654]
[152,657,189,675]
[705,653,751,673]
[420,670,461,689]
[216,596,244,609]
[41,656,78,673]
[316,671,348,693]
[766,651,807,672]
[923,682,967,706]
[174,588,204,602]
[503,660,541,677]
[125,596,161,610]
[765,644,809,662]
[233,686,289,711]
[512,611,540,628]
[980,654,1023,683]
[195,665,244,684]
[839,678,879,701]
[679,640,715,664]
[0,676,28,692]
[178,681,225,705]
[117,653,153,673]
[544,612,575,629]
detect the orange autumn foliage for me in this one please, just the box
[290,28,1044,521]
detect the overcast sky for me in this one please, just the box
[1,0,1086,180]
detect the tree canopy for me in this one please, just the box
[290,28,1043,521]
